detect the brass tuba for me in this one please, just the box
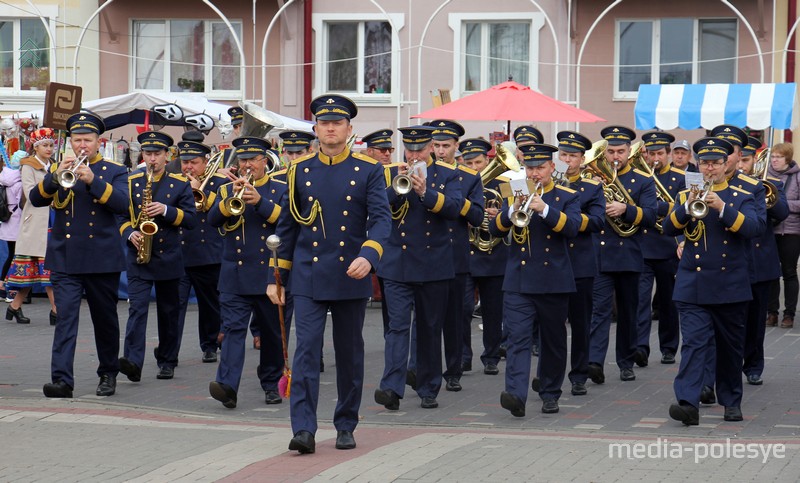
[239,101,284,138]
[580,139,639,237]
[469,143,522,252]
[628,141,673,233]
[753,148,778,209]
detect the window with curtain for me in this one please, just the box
[616,18,737,98]
[0,18,50,92]
[462,21,530,92]
[133,20,241,94]
[325,20,392,94]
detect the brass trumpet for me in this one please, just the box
[510,182,544,228]
[58,151,89,189]
[688,180,712,219]
[391,160,422,195]
[193,151,224,211]
[224,169,253,216]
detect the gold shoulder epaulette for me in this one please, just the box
[129,171,145,180]
[677,189,689,204]
[352,152,378,164]
[436,160,457,170]
[385,162,403,169]
[737,173,759,185]
[495,175,510,182]
[633,168,652,178]
[293,152,316,165]
[730,185,751,195]
[102,157,124,166]
[556,184,577,194]
[581,177,601,186]
[670,167,686,175]
[168,172,188,182]
[272,168,287,177]
[458,165,478,175]
[212,172,228,180]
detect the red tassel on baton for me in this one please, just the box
[268,235,291,398]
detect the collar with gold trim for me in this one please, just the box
[541,179,555,194]
[711,180,728,192]
[318,147,351,165]
[254,174,270,187]
[617,162,631,175]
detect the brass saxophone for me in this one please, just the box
[136,165,159,264]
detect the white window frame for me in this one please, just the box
[449,12,545,97]
[614,17,738,100]
[0,4,57,98]
[312,13,405,105]
[129,19,244,99]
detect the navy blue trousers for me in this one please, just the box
[50,271,121,388]
[124,276,181,371]
[674,301,747,408]
[290,296,366,435]
[589,271,640,370]
[381,279,448,399]
[463,275,504,367]
[505,291,569,404]
[567,277,594,384]
[743,280,773,377]
[637,257,680,356]
[176,264,222,354]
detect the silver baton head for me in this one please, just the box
[266,234,281,252]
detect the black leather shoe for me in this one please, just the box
[620,368,636,381]
[746,374,763,385]
[445,378,462,392]
[500,391,525,417]
[43,380,73,398]
[531,377,540,392]
[723,406,743,422]
[156,366,174,379]
[209,381,237,408]
[96,374,116,396]
[202,350,217,363]
[633,350,648,368]
[588,363,605,384]
[571,381,587,396]
[542,399,559,414]
[264,389,282,405]
[669,403,699,426]
[374,388,400,410]
[484,363,499,375]
[420,396,438,409]
[531,344,540,357]
[49,310,57,326]
[289,430,315,454]
[700,385,716,405]
[118,357,141,382]
[406,369,417,389]
[461,360,472,372]
[6,306,30,324]
[661,352,676,364]
[499,345,507,359]
[335,430,356,450]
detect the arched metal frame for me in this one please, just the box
[72,0,246,101]
[781,16,800,83]
[22,0,57,80]
[575,0,766,129]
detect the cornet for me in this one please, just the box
[391,160,422,195]
[510,182,544,228]
[58,151,89,188]
[687,181,712,219]
[224,169,253,216]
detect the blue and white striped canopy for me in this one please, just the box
[634,83,798,130]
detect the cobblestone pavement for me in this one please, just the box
[1,299,798,481]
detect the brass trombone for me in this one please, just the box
[193,151,224,211]
[629,141,674,232]
[58,151,89,188]
[224,169,253,216]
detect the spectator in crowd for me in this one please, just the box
[0,150,24,312]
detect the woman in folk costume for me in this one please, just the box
[5,128,58,325]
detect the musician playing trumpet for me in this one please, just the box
[490,143,580,417]
[118,131,196,383]
[663,137,760,426]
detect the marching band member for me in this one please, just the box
[362,129,395,165]
[430,120,484,391]
[34,112,130,398]
[557,131,605,396]
[664,138,760,425]
[737,136,788,385]
[279,130,316,166]
[634,132,684,367]
[118,132,196,382]
[588,126,657,384]
[490,143,581,416]
[375,125,461,411]
[222,106,244,168]
[267,95,391,453]
[176,139,226,363]
[208,136,290,408]
[461,138,508,376]
[513,125,543,147]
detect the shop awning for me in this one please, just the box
[634,83,798,130]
